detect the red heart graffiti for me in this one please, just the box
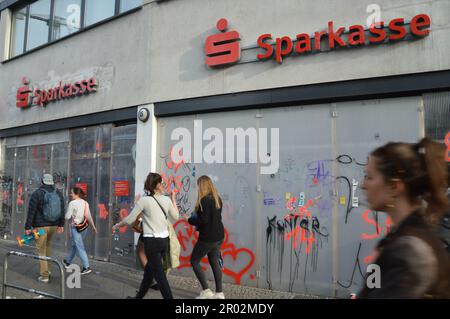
[173,220,256,283]
[222,247,255,285]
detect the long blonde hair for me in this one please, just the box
[195,175,222,211]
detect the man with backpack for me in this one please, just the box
[25,174,65,283]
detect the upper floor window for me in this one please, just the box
[84,0,116,27]
[27,0,51,50]
[120,0,143,13]
[11,6,26,57]
[10,0,142,58]
[52,0,82,40]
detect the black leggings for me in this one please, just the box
[190,240,223,293]
[136,237,173,299]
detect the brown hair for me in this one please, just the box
[195,175,222,211]
[371,137,449,222]
[144,173,162,196]
[71,187,86,199]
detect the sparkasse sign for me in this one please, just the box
[16,76,98,109]
[205,14,431,67]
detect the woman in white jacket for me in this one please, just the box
[113,173,179,299]
[63,187,97,275]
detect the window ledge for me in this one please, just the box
[2,6,142,64]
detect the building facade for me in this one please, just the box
[0,0,449,297]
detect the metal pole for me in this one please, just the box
[2,251,65,299]
[57,259,65,299]
[2,252,9,299]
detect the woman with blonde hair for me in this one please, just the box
[188,175,225,299]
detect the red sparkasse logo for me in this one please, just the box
[205,18,241,67]
[16,76,98,109]
[257,13,431,63]
[204,14,431,66]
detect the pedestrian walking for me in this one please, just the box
[188,175,225,299]
[25,174,65,283]
[359,137,450,298]
[130,194,150,273]
[63,187,97,275]
[133,207,159,291]
[112,173,179,299]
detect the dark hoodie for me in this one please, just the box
[25,184,65,230]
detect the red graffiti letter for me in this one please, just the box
[119,209,129,233]
[301,229,316,254]
[361,210,382,240]
[98,204,109,220]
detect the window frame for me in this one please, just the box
[83,0,118,28]
[22,5,30,55]
[47,0,54,42]
[9,0,142,58]
[50,0,83,41]
[26,0,52,51]
[9,4,29,57]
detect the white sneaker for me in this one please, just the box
[38,276,49,283]
[195,289,215,299]
[63,260,71,269]
[213,292,225,299]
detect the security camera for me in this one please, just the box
[138,108,150,122]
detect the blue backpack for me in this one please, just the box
[42,189,62,222]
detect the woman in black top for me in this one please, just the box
[359,138,450,298]
[188,175,225,299]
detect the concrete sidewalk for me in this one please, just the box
[0,240,323,299]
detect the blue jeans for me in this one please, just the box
[66,226,90,269]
